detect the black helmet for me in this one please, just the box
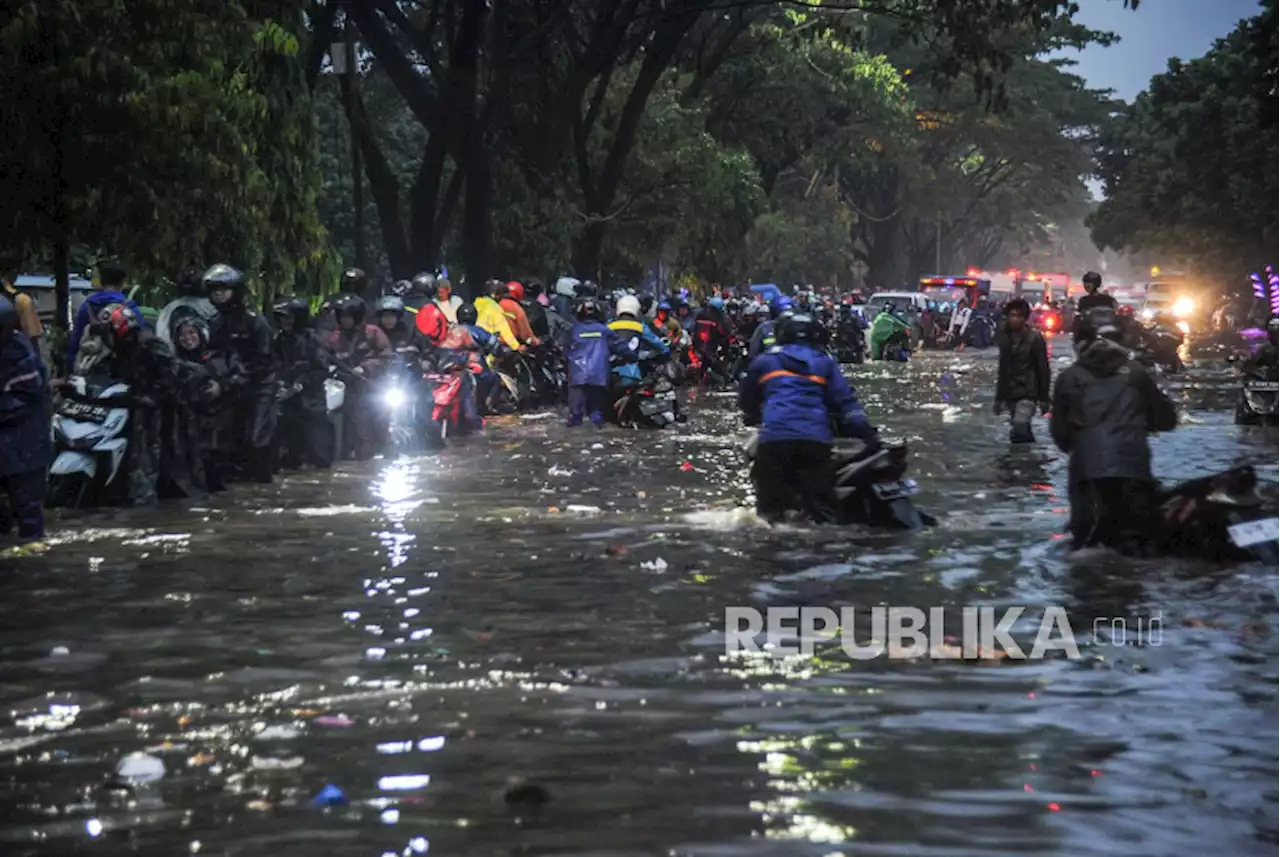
[1082,271,1102,291]
[637,292,655,315]
[340,267,369,294]
[176,267,205,297]
[333,293,367,326]
[0,294,15,342]
[574,298,601,321]
[576,280,598,298]
[524,279,544,299]
[377,295,405,315]
[775,312,822,345]
[411,271,435,294]
[272,296,310,328]
[456,303,478,325]
[390,279,413,298]
[203,263,247,307]
[487,278,508,299]
[1077,306,1117,343]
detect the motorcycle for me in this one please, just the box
[422,353,474,448]
[609,363,684,428]
[275,365,347,464]
[381,347,430,451]
[1137,322,1185,373]
[1231,358,1279,426]
[877,329,911,362]
[1155,465,1278,564]
[48,375,132,508]
[744,435,935,530]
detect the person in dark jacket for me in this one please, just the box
[67,260,144,373]
[1073,271,1118,344]
[561,298,636,428]
[1050,319,1178,554]
[172,316,231,492]
[0,295,50,539]
[327,293,392,459]
[740,312,878,524]
[272,297,335,470]
[994,299,1051,443]
[748,296,792,360]
[206,264,278,483]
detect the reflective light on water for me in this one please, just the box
[378,774,431,791]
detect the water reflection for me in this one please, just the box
[0,338,1273,855]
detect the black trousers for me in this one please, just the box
[0,467,46,539]
[1068,477,1158,555]
[276,397,333,470]
[752,440,838,524]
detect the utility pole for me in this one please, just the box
[337,13,366,271]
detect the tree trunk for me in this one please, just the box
[341,75,412,277]
[459,154,491,299]
[408,135,450,272]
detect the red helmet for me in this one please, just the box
[1116,304,1135,318]
[506,281,524,301]
[415,302,448,344]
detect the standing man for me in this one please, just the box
[0,295,50,541]
[1050,316,1178,554]
[994,299,1051,443]
[0,254,46,367]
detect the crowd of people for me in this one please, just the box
[0,260,1274,560]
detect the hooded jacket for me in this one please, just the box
[739,343,875,445]
[561,319,636,387]
[0,331,50,477]
[995,324,1051,403]
[1050,337,1177,483]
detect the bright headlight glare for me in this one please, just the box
[384,387,406,409]
[1172,296,1195,318]
[1176,320,1190,335]
[1140,308,1155,321]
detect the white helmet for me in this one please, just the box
[555,276,581,297]
[616,295,641,318]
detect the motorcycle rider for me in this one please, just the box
[67,260,143,373]
[205,264,277,483]
[653,300,684,343]
[404,271,435,314]
[326,293,392,460]
[740,312,878,524]
[376,295,424,352]
[562,297,637,428]
[172,315,233,491]
[692,296,732,381]
[608,295,669,389]
[522,280,552,340]
[1050,315,1178,554]
[869,302,910,360]
[456,303,508,415]
[0,294,50,540]
[994,299,1051,443]
[272,297,335,470]
[157,267,217,347]
[499,281,540,347]
[316,268,373,337]
[836,302,866,363]
[1073,271,1117,345]
[475,280,523,352]
[552,276,580,318]
[433,277,464,323]
[415,303,485,432]
[748,295,793,360]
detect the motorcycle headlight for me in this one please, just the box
[1140,308,1155,321]
[383,387,406,409]
[1172,297,1195,318]
[1175,320,1190,336]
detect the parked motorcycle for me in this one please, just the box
[743,435,935,530]
[48,375,132,507]
[609,363,684,428]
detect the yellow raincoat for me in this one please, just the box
[474,296,521,350]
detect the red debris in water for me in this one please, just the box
[1047,802,1062,812]
[1027,691,1036,699]
[1024,784,1034,792]
[680,461,694,471]
[1090,769,1100,777]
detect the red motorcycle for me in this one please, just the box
[423,355,474,448]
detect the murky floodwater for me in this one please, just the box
[2,335,1276,857]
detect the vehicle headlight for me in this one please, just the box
[1175,320,1190,336]
[1140,308,1155,321]
[1172,296,1195,318]
[383,387,406,409]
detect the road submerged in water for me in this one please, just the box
[1,334,1276,857]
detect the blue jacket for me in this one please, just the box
[608,316,669,384]
[463,324,504,357]
[0,332,52,477]
[562,320,636,387]
[68,290,144,368]
[739,343,875,444]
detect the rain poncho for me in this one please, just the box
[869,311,909,359]
[474,296,521,350]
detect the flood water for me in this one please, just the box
[2,334,1276,857]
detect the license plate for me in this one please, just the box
[1245,381,1279,391]
[1228,517,1279,548]
[60,402,110,422]
[872,479,918,501]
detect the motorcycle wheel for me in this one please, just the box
[47,472,92,509]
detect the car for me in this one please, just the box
[865,292,930,316]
